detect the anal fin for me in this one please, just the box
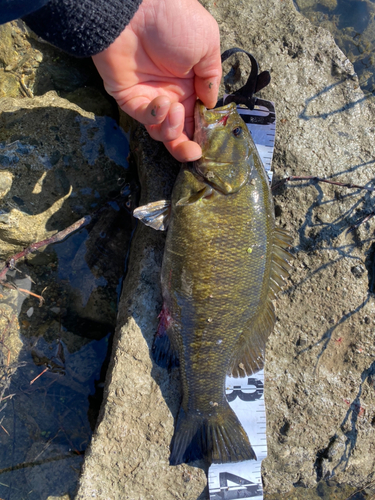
[229,299,275,377]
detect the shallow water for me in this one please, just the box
[0,183,135,499]
[294,0,375,95]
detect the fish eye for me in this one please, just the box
[232,127,243,137]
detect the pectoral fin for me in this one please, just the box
[176,185,214,206]
[133,200,171,231]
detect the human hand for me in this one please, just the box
[92,0,221,162]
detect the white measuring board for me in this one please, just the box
[208,99,276,500]
[223,96,276,184]
[208,370,266,500]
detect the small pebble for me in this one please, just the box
[26,307,34,317]
[351,265,364,278]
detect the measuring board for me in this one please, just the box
[208,99,276,500]
[223,96,276,184]
[208,370,266,500]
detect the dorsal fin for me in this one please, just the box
[229,227,293,377]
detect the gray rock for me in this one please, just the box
[75,0,375,498]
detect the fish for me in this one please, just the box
[133,100,292,465]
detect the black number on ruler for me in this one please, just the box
[226,378,264,403]
[210,472,262,499]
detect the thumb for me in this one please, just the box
[194,43,222,109]
[195,73,221,110]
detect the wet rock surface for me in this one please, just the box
[0,20,109,107]
[76,0,375,499]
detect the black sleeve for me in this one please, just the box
[22,0,143,58]
[0,0,49,24]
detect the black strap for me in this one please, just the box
[216,48,271,110]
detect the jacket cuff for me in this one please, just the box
[23,0,143,57]
[0,0,49,25]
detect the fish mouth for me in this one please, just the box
[194,100,208,140]
[194,100,235,130]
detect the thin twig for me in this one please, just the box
[0,215,91,282]
[30,367,49,385]
[0,394,15,402]
[348,211,375,232]
[272,175,375,193]
[344,481,375,499]
[0,425,9,436]
[32,430,61,462]
[272,175,375,231]
[17,288,45,306]
[0,452,81,475]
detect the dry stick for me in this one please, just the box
[0,394,15,402]
[0,424,9,436]
[272,175,375,193]
[344,481,375,500]
[0,215,91,283]
[349,211,375,232]
[272,175,375,230]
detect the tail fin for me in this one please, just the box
[169,403,256,465]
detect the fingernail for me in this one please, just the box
[184,154,201,162]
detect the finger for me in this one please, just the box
[164,136,202,163]
[121,95,171,126]
[146,102,185,143]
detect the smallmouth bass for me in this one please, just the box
[134,100,292,465]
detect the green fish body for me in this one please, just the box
[134,100,292,465]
